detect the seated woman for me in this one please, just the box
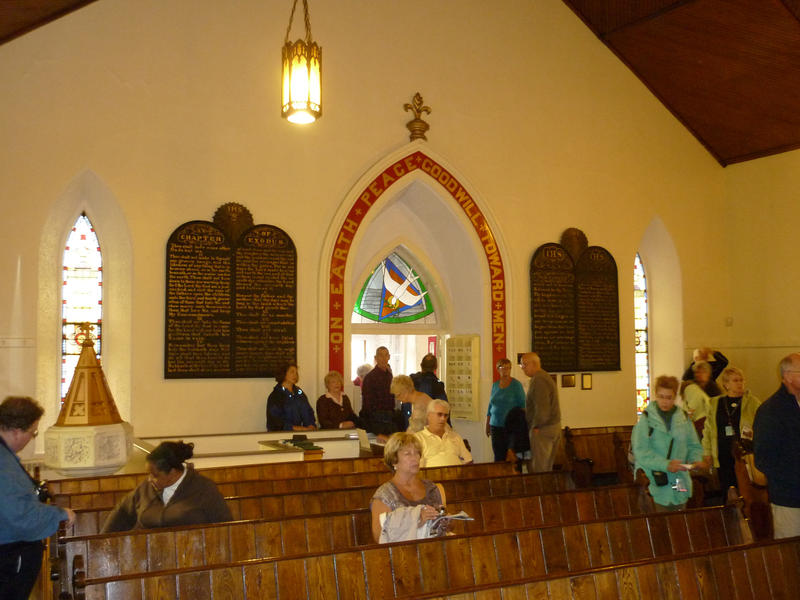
[415,399,473,468]
[702,366,762,495]
[101,441,231,532]
[316,370,362,429]
[266,362,316,431]
[391,374,433,433]
[370,432,447,543]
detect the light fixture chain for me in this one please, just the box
[303,0,313,42]
[284,0,300,43]
[284,0,313,44]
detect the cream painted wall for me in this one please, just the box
[717,150,800,401]
[0,0,753,457]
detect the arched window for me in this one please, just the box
[634,253,649,413]
[61,213,103,401]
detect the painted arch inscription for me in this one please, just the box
[328,151,507,375]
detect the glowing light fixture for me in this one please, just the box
[282,0,321,124]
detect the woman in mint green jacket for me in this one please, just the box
[632,375,706,510]
[702,366,761,494]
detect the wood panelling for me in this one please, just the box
[563,0,800,165]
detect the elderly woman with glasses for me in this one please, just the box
[485,357,526,462]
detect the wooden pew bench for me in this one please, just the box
[56,483,647,595]
[62,470,574,536]
[52,462,517,510]
[413,536,800,599]
[45,455,390,495]
[557,425,634,485]
[69,504,752,600]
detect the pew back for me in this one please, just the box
[46,455,389,495]
[64,470,573,536]
[59,484,646,589]
[418,537,800,600]
[72,504,753,600]
[53,462,517,509]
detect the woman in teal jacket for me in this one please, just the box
[633,375,706,510]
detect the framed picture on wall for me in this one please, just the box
[581,373,592,390]
[561,374,576,388]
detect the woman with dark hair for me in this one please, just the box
[100,441,231,533]
[1,396,75,600]
[266,362,316,431]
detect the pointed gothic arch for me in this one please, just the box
[36,170,133,443]
[326,149,508,376]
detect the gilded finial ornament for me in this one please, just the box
[404,93,431,141]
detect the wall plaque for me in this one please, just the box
[530,228,619,372]
[165,203,296,378]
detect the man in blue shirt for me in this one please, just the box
[1,396,75,600]
[754,353,800,539]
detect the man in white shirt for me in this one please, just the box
[415,399,472,467]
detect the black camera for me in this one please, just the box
[651,471,669,486]
[34,480,53,503]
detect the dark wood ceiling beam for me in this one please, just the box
[0,0,98,46]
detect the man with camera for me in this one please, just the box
[632,376,707,511]
[0,396,75,600]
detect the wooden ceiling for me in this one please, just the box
[562,0,800,165]
[3,1,800,165]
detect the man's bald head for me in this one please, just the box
[779,352,800,397]
[520,352,541,377]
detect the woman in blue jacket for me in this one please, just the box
[266,363,316,431]
[632,375,706,511]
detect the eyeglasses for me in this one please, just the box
[25,427,38,438]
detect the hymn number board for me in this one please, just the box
[165,203,297,378]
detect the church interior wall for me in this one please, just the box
[0,0,793,456]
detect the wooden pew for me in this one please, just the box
[45,455,388,495]
[51,462,517,509]
[733,439,772,540]
[414,537,800,599]
[55,483,647,595]
[69,504,752,599]
[62,470,574,536]
[556,425,634,485]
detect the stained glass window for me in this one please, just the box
[352,252,435,324]
[62,213,102,401]
[634,253,649,413]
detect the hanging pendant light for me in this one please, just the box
[282,0,322,124]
